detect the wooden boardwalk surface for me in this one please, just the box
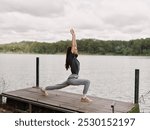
[2,87,134,113]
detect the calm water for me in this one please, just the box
[0,54,150,112]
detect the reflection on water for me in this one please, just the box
[0,54,150,112]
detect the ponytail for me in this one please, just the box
[65,47,71,70]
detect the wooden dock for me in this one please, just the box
[1,87,137,113]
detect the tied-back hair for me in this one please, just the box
[65,47,72,70]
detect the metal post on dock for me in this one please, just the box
[0,94,2,105]
[111,101,116,113]
[134,69,139,104]
[36,57,39,87]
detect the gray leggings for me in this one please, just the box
[45,74,90,94]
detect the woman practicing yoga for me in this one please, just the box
[41,28,92,103]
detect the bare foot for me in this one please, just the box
[81,97,92,103]
[40,87,48,96]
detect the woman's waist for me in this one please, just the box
[68,74,79,79]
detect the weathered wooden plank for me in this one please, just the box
[25,88,134,112]
[2,88,134,113]
[3,92,78,111]
[3,90,83,112]
[2,89,107,112]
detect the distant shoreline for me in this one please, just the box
[0,52,150,57]
[0,38,150,56]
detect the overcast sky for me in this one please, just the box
[0,0,150,43]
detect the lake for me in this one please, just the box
[0,54,150,112]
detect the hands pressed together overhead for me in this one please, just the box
[70,28,75,36]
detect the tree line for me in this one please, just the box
[0,38,150,55]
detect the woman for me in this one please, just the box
[41,28,92,103]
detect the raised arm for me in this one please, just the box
[70,28,78,54]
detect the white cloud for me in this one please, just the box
[0,0,150,43]
[0,0,65,17]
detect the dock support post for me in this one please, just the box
[36,57,39,87]
[111,101,116,113]
[0,94,2,105]
[29,103,32,113]
[111,105,114,113]
[134,69,139,104]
